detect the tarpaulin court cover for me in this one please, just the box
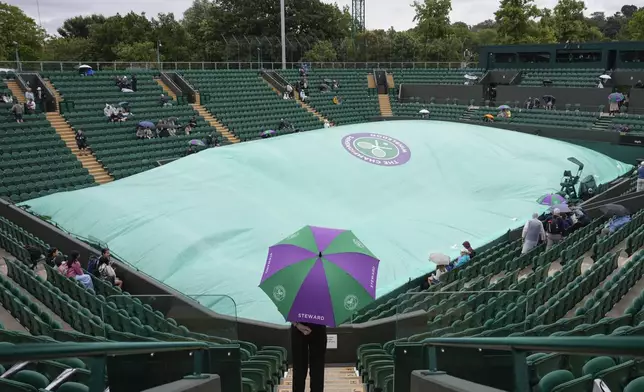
[22,120,632,325]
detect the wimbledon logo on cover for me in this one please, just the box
[341,133,411,166]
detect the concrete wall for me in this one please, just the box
[628,88,644,111]
[495,86,610,111]
[400,84,484,105]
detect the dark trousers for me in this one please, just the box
[291,324,327,392]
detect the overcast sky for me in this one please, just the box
[8,0,625,35]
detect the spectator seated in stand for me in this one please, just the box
[64,251,94,290]
[98,255,123,288]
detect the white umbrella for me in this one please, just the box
[429,253,451,265]
[419,109,430,114]
[599,74,611,80]
[464,74,478,80]
[78,64,92,69]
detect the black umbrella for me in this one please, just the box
[543,95,556,103]
[600,204,630,217]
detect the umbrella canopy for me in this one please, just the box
[77,64,92,69]
[261,130,277,136]
[429,253,450,266]
[600,204,630,217]
[259,225,380,327]
[138,121,154,129]
[497,105,511,110]
[419,109,430,114]
[484,114,494,119]
[608,92,625,102]
[189,139,206,146]
[464,74,478,80]
[119,101,129,107]
[537,193,566,206]
[542,95,556,103]
[599,75,611,80]
[549,204,571,213]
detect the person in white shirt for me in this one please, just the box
[522,213,546,254]
[24,88,34,101]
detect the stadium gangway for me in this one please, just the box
[417,336,644,392]
[0,341,210,392]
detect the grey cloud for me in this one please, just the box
[7,0,627,34]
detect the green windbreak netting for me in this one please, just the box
[22,120,632,325]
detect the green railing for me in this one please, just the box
[0,341,210,392]
[420,336,644,392]
[0,61,478,72]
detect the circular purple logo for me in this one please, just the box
[341,133,411,166]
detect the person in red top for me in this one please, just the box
[65,251,94,290]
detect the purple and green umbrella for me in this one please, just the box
[537,193,566,206]
[259,226,380,327]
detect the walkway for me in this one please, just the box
[278,366,363,392]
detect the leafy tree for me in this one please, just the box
[494,0,540,43]
[89,12,154,61]
[57,15,106,38]
[152,13,192,62]
[625,8,644,40]
[303,40,337,62]
[42,37,93,61]
[621,5,638,18]
[552,0,602,42]
[114,41,157,62]
[412,0,452,40]
[0,2,46,61]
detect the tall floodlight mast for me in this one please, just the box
[351,0,366,36]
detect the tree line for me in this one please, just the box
[0,0,643,65]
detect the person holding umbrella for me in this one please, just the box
[260,226,380,392]
[637,162,644,193]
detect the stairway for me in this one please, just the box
[264,81,328,124]
[190,104,240,143]
[295,93,328,124]
[378,95,392,117]
[591,115,613,131]
[367,74,376,89]
[44,79,63,105]
[45,112,114,184]
[5,80,25,103]
[278,366,363,392]
[155,78,177,101]
[459,107,477,121]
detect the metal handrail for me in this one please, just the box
[422,336,644,357]
[0,61,478,73]
[0,341,209,362]
[0,341,211,392]
[414,336,644,392]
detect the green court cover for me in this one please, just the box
[22,120,632,324]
